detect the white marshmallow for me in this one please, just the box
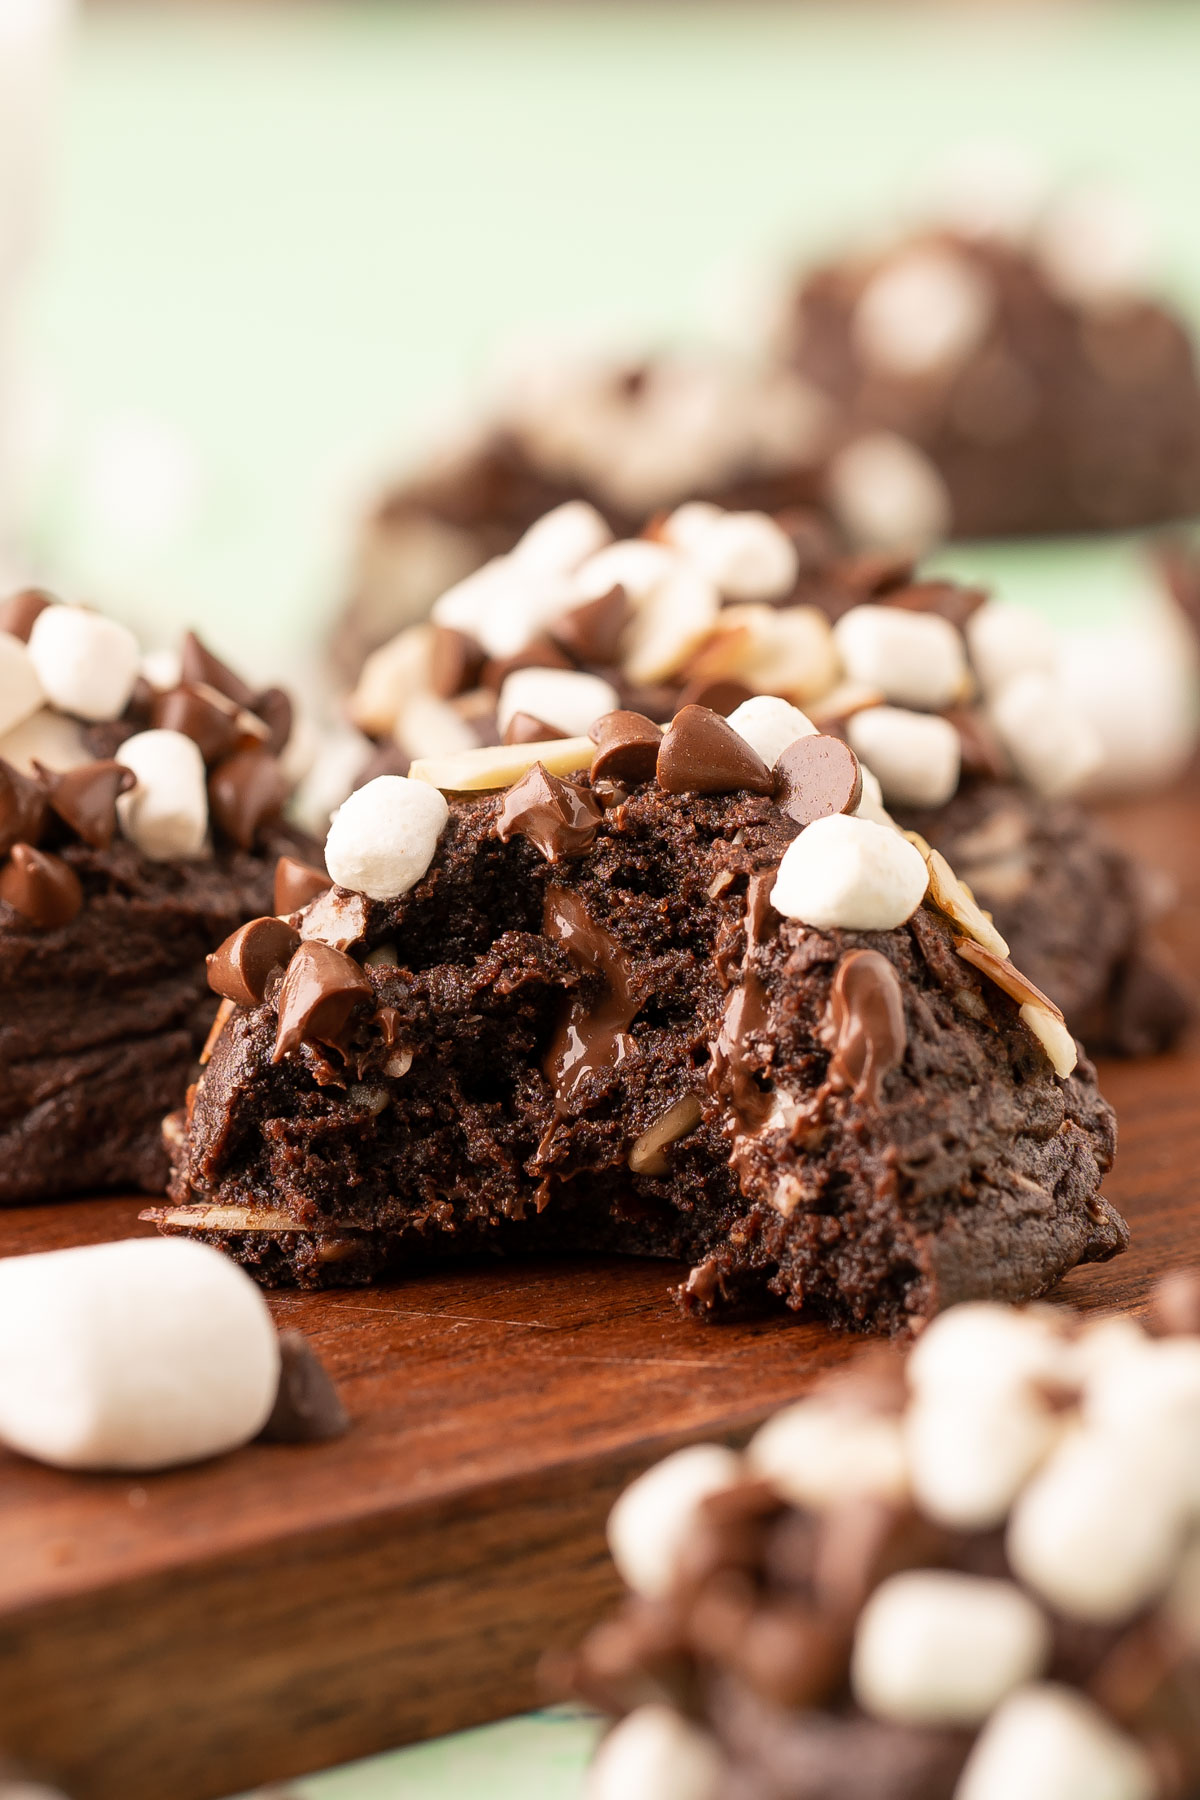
[27,603,140,722]
[851,1571,1049,1727]
[965,601,1058,698]
[826,432,952,552]
[925,140,1047,244]
[324,774,449,901]
[606,1443,743,1600]
[288,721,374,838]
[0,706,91,774]
[573,538,679,604]
[747,1396,909,1508]
[1007,1426,1187,1623]
[1082,1336,1200,1506]
[833,605,968,711]
[0,630,45,736]
[623,564,722,686]
[906,1388,1060,1531]
[510,500,612,575]
[989,672,1104,799]
[1035,185,1154,310]
[140,645,184,693]
[847,706,961,808]
[770,813,928,932]
[908,1302,1070,1401]
[1058,608,1200,798]
[0,1238,280,1471]
[725,694,818,768]
[496,667,619,740]
[586,1705,724,1800]
[432,557,570,662]
[853,248,995,379]
[955,1685,1157,1800]
[116,728,210,860]
[660,501,724,556]
[854,766,892,826]
[678,509,799,602]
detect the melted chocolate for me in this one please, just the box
[826,950,907,1105]
[542,885,638,1109]
[272,942,373,1062]
[497,764,602,862]
[710,871,777,1131]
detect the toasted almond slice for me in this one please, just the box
[955,936,1066,1023]
[623,566,721,686]
[143,1204,307,1233]
[628,1093,705,1176]
[707,868,736,899]
[683,603,838,704]
[807,681,886,728]
[409,734,594,791]
[904,833,1008,959]
[347,623,435,735]
[1019,1001,1078,1078]
[199,997,236,1065]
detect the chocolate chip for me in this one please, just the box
[674,677,755,717]
[0,759,48,855]
[735,1602,849,1711]
[0,843,84,928]
[826,949,908,1106]
[503,711,565,746]
[883,580,988,633]
[431,625,485,700]
[551,584,630,665]
[40,759,136,849]
[208,747,288,849]
[481,635,573,692]
[207,915,301,1007]
[835,549,916,599]
[775,734,863,826]
[0,587,53,641]
[252,686,293,757]
[943,706,1010,781]
[272,941,373,1061]
[152,684,246,765]
[589,710,663,783]
[656,705,774,796]
[257,1330,349,1443]
[274,854,332,916]
[496,762,603,862]
[179,629,258,712]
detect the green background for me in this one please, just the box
[16,5,1200,1793]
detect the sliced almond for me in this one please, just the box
[199,997,235,1065]
[807,681,886,729]
[707,868,736,899]
[905,834,1009,958]
[627,1093,704,1176]
[623,565,721,686]
[409,734,594,791]
[681,603,837,703]
[1019,1002,1078,1078]
[145,1204,307,1233]
[347,623,435,735]
[385,1047,414,1079]
[955,936,1065,1022]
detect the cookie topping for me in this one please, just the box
[115,729,210,860]
[589,710,663,783]
[551,584,630,666]
[0,843,83,928]
[41,759,136,850]
[542,886,638,1109]
[272,941,373,1062]
[954,937,1063,1021]
[0,759,48,855]
[724,694,818,769]
[179,629,258,714]
[834,602,969,712]
[496,763,603,862]
[429,624,484,700]
[27,605,141,724]
[771,813,929,931]
[0,631,45,738]
[208,916,302,1007]
[656,704,775,796]
[255,1329,349,1443]
[0,587,52,642]
[775,733,863,826]
[497,666,620,742]
[152,682,253,766]
[846,705,962,809]
[207,746,288,850]
[324,774,450,899]
[273,854,332,916]
[502,710,564,745]
[827,949,907,1105]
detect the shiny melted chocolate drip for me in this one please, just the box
[825,949,908,1105]
[496,764,602,862]
[709,870,777,1131]
[542,885,638,1111]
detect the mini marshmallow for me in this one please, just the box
[509,500,612,575]
[1007,1426,1187,1623]
[852,247,995,379]
[1082,1336,1200,1505]
[324,774,449,901]
[660,501,724,555]
[586,1705,724,1800]
[116,728,209,859]
[0,1238,280,1471]
[851,1571,1049,1727]
[833,605,968,711]
[990,671,1104,799]
[0,631,45,736]
[27,603,140,722]
[432,557,570,662]
[140,645,184,693]
[0,706,91,774]
[573,538,679,604]
[1035,185,1154,309]
[1058,610,1200,797]
[770,813,928,932]
[854,766,892,826]
[908,1302,1070,1400]
[965,601,1059,698]
[394,692,477,759]
[606,1443,743,1600]
[826,432,952,552]
[288,721,374,838]
[623,564,722,686]
[955,1685,1157,1800]
[906,1388,1060,1531]
[725,694,818,768]
[677,509,799,602]
[847,706,961,808]
[496,667,620,740]
[747,1397,909,1509]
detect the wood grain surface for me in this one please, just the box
[0,778,1196,1800]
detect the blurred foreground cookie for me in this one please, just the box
[0,593,320,1200]
[559,1277,1200,1800]
[151,709,1122,1330]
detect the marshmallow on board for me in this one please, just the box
[0,1237,280,1471]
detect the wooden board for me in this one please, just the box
[0,778,1197,1800]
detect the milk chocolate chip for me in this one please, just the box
[551,585,630,665]
[179,629,258,712]
[152,684,245,765]
[257,1330,350,1443]
[208,915,301,1007]
[503,711,565,746]
[656,705,774,796]
[0,588,53,641]
[884,579,988,633]
[674,677,755,717]
[41,759,136,849]
[272,941,373,1061]
[775,735,863,827]
[589,710,662,783]
[481,635,573,692]
[497,762,602,862]
[274,854,333,916]
[0,843,84,929]
[431,625,485,700]
[252,686,293,757]
[0,759,48,855]
[208,748,288,849]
